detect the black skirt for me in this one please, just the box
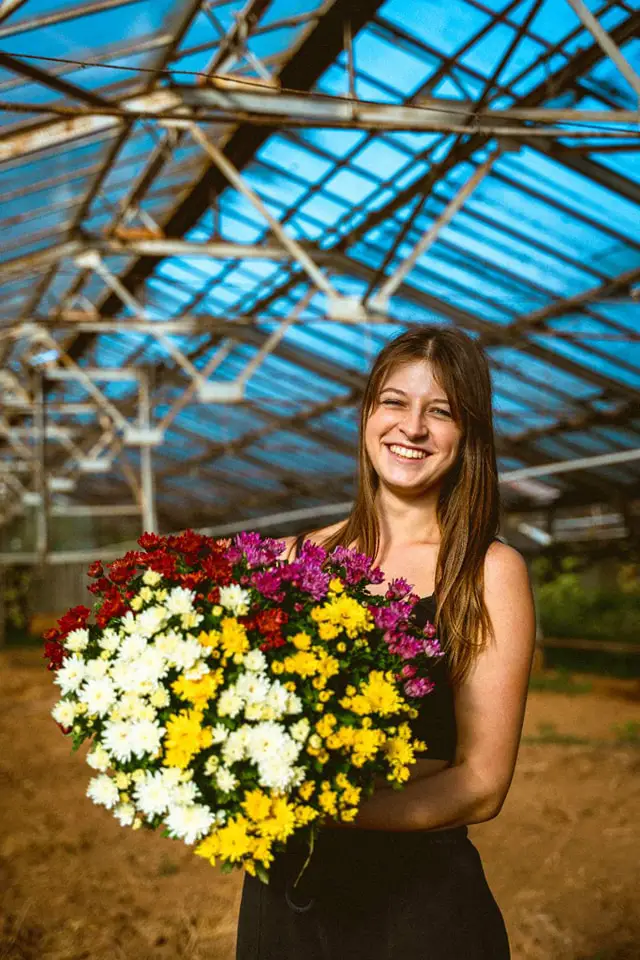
[236,825,510,959]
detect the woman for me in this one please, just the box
[236,326,536,959]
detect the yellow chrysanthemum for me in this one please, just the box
[163,709,213,769]
[241,789,272,823]
[291,632,312,650]
[198,629,220,648]
[319,789,338,816]
[215,816,253,862]
[328,578,344,594]
[315,713,337,738]
[310,596,373,638]
[171,669,224,708]
[282,650,320,678]
[220,618,249,659]
[298,781,315,801]
[259,797,297,842]
[341,671,405,717]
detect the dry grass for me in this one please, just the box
[1,648,639,960]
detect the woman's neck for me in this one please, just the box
[375,487,441,546]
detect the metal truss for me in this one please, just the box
[1,0,640,559]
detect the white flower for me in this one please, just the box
[149,687,171,709]
[236,671,271,705]
[168,638,203,672]
[64,628,89,652]
[121,611,140,635]
[85,659,110,680]
[155,631,180,660]
[218,584,250,616]
[214,810,227,825]
[266,681,290,718]
[243,649,267,673]
[143,569,162,587]
[244,721,292,765]
[136,606,167,639]
[184,660,209,681]
[217,688,243,718]
[245,702,270,721]
[98,628,120,653]
[86,744,111,772]
[257,757,296,792]
[129,718,165,758]
[165,586,195,617]
[215,767,238,793]
[53,654,87,695]
[204,755,220,775]
[87,774,119,809]
[101,719,137,763]
[171,780,199,806]
[290,718,311,743]
[221,728,247,765]
[165,804,214,845]
[133,770,172,817]
[113,803,136,827]
[211,723,229,744]
[117,632,148,662]
[285,692,303,715]
[51,699,79,727]
[79,677,117,717]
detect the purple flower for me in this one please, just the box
[422,636,442,658]
[329,545,384,586]
[401,664,417,679]
[385,578,412,600]
[385,630,424,660]
[251,568,285,602]
[227,531,285,568]
[372,601,414,633]
[404,676,435,698]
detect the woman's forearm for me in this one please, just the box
[338,762,501,832]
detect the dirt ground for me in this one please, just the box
[1,648,639,960]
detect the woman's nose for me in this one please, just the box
[401,407,427,438]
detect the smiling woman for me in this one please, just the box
[236,326,536,959]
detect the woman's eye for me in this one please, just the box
[432,407,452,418]
[381,399,402,407]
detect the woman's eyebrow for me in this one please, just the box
[380,386,450,405]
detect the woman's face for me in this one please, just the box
[364,360,462,496]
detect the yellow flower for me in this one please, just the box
[154,588,168,602]
[284,681,297,692]
[319,789,338,816]
[342,784,361,806]
[336,642,347,653]
[315,714,336,738]
[342,671,405,717]
[130,596,143,611]
[114,771,131,789]
[241,789,272,823]
[319,690,332,703]
[181,611,201,630]
[291,632,312,650]
[283,650,320,678]
[298,781,315,801]
[340,808,358,823]
[139,586,154,603]
[318,622,340,641]
[212,605,223,617]
[294,804,319,826]
[171,670,223,709]
[259,797,297,842]
[317,750,329,764]
[312,676,327,690]
[220,618,249,659]
[328,578,344,594]
[163,709,213,769]
[198,629,220,648]
[311,596,373,638]
[213,816,253,863]
[249,836,274,866]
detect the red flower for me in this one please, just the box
[43,627,59,642]
[108,559,136,584]
[138,551,177,578]
[43,639,65,670]
[87,560,103,579]
[206,587,220,604]
[256,609,288,636]
[96,589,128,627]
[179,571,206,590]
[56,605,90,635]
[259,635,287,652]
[138,532,166,550]
[88,577,111,596]
[201,554,233,585]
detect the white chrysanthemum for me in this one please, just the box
[51,699,79,728]
[86,744,111,772]
[64,628,89,652]
[168,638,203,672]
[113,802,136,827]
[85,658,110,680]
[218,584,250,616]
[118,632,148,662]
[120,611,140,635]
[204,755,220,775]
[53,654,87,695]
[87,773,119,809]
[184,660,209,681]
[257,757,296,792]
[98,628,120,653]
[133,770,172,817]
[244,702,270,722]
[171,780,199,806]
[136,605,167,639]
[211,723,229,744]
[285,692,303,715]
[142,569,162,587]
[129,718,165,758]
[266,681,290,718]
[136,647,169,684]
[217,687,243,718]
[118,692,147,718]
[290,718,311,743]
[243,649,267,673]
[79,677,117,717]
[236,671,271,705]
[165,803,215,845]
[155,630,180,660]
[150,687,171,709]
[101,719,137,763]
[221,728,247,765]
[244,721,292,765]
[215,767,238,793]
[289,766,306,788]
[165,586,195,617]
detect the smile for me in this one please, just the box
[387,444,429,461]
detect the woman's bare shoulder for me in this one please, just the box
[484,539,531,595]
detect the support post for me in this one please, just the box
[139,371,157,534]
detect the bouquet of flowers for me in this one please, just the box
[44,530,442,883]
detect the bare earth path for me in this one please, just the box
[2,649,639,960]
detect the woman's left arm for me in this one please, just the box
[348,543,537,831]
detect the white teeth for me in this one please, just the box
[388,444,427,460]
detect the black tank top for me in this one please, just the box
[410,594,457,762]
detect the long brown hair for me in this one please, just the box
[320,326,500,683]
